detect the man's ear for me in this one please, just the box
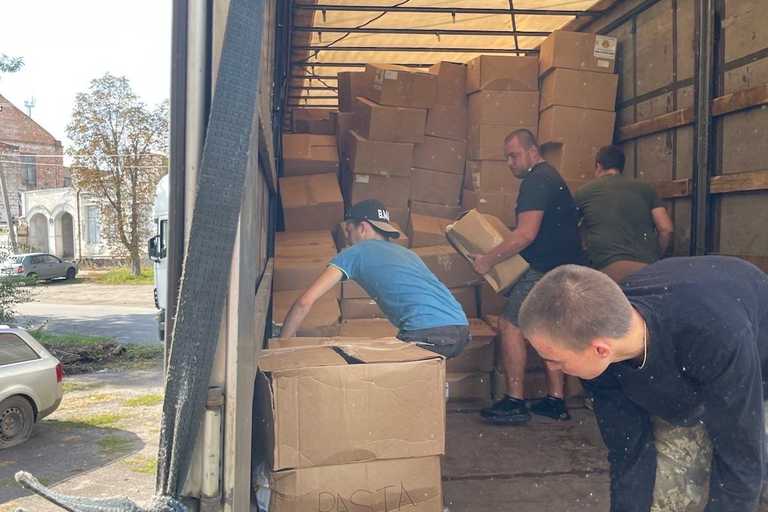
[591,338,613,359]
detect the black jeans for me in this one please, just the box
[397,325,471,359]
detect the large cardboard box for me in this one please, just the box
[425,105,468,142]
[272,290,340,336]
[274,256,338,295]
[341,297,385,320]
[539,31,618,76]
[267,337,402,349]
[414,245,479,288]
[365,64,438,109]
[291,108,335,135]
[341,169,411,209]
[347,130,414,177]
[447,372,492,401]
[407,214,452,248]
[446,319,496,373]
[354,97,427,143]
[410,200,463,221]
[413,136,467,175]
[255,342,446,470]
[429,61,467,106]
[342,279,370,299]
[411,168,463,207]
[280,173,344,231]
[275,230,336,259]
[334,111,357,162]
[480,282,507,317]
[464,160,520,194]
[466,55,539,94]
[468,90,539,128]
[338,71,370,112]
[446,210,530,293]
[258,456,443,512]
[468,124,535,161]
[282,134,339,177]
[338,318,398,337]
[540,141,599,181]
[540,69,619,112]
[451,286,478,318]
[461,190,517,227]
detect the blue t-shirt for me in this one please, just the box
[330,240,468,331]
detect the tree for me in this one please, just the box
[0,244,30,323]
[67,74,168,276]
[0,54,24,75]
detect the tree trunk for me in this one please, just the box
[130,252,141,276]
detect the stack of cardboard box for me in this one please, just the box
[290,108,335,135]
[446,319,497,401]
[462,55,539,228]
[537,31,619,182]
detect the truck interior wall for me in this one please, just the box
[576,0,767,267]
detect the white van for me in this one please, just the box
[148,174,169,341]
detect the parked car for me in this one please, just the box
[0,326,63,448]
[0,253,78,282]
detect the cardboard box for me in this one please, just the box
[339,318,398,338]
[291,108,335,135]
[447,372,492,401]
[425,105,468,141]
[338,71,370,112]
[540,141,599,181]
[260,456,443,512]
[255,342,446,470]
[480,282,507,317]
[446,210,530,293]
[275,230,337,259]
[540,69,619,112]
[429,61,467,106]
[282,134,339,177]
[410,200,463,220]
[407,214,452,248]
[354,97,427,143]
[466,55,539,94]
[280,173,344,231]
[446,319,496,373]
[347,130,414,177]
[414,245,479,288]
[464,160,519,194]
[341,297,385,320]
[389,207,410,232]
[341,169,411,209]
[267,336,403,349]
[334,111,357,162]
[411,168,463,207]
[468,90,539,128]
[468,124,536,161]
[539,31,618,76]
[342,279,368,299]
[272,290,340,337]
[461,190,517,227]
[451,286,478,318]
[413,136,467,175]
[365,64,438,109]
[274,256,339,295]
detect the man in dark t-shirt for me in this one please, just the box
[518,257,768,511]
[471,129,584,425]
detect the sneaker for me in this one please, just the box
[530,396,571,421]
[480,395,531,425]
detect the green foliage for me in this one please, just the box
[0,54,24,74]
[94,266,154,285]
[0,244,31,322]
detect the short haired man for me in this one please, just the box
[575,145,674,283]
[518,257,768,511]
[471,129,585,424]
[281,199,470,357]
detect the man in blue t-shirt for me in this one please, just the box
[280,199,470,357]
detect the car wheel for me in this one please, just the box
[66,268,77,280]
[0,396,35,449]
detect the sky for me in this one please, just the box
[0,0,172,150]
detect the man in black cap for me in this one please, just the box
[281,199,470,357]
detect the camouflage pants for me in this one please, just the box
[651,405,768,512]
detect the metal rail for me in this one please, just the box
[293,26,550,37]
[294,4,604,17]
[295,45,537,54]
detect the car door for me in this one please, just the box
[26,255,44,278]
[44,255,64,279]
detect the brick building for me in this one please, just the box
[0,94,69,227]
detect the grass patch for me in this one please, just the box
[124,345,164,360]
[93,267,154,285]
[62,381,99,393]
[124,456,158,475]
[97,435,134,456]
[124,393,163,407]
[49,413,125,430]
[31,330,112,347]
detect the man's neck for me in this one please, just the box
[612,308,648,365]
[599,169,621,177]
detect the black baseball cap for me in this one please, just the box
[344,199,402,239]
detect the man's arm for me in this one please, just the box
[280,266,343,338]
[583,373,657,512]
[472,210,543,275]
[651,207,674,256]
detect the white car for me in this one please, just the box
[0,327,63,449]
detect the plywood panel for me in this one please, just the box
[636,92,675,122]
[610,22,636,102]
[636,132,675,182]
[635,0,675,96]
[672,197,691,256]
[675,125,694,179]
[676,0,696,81]
[717,192,768,255]
[677,85,695,110]
[621,140,637,178]
[723,0,768,63]
[619,106,635,126]
[724,59,768,95]
[721,107,768,174]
